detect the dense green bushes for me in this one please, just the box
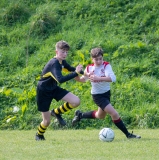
[2,4,30,25]
[0,0,159,130]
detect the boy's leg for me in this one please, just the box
[36,87,52,140]
[104,104,129,135]
[72,91,109,124]
[104,104,141,139]
[72,107,106,125]
[51,92,80,126]
[35,111,51,141]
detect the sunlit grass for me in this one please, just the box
[0,129,159,160]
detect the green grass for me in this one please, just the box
[0,129,158,160]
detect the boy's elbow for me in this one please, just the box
[113,77,116,82]
[111,76,116,82]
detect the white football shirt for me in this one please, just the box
[85,61,116,94]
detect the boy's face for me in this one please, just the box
[92,55,103,66]
[56,48,68,61]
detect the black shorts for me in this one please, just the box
[36,86,69,112]
[92,90,111,110]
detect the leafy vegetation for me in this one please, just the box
[0,0,159,130]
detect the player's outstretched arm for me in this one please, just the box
[74,68,88,83]
[74,75,86,82]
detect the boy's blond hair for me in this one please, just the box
[90,48,103,58]
[55,40,70,50]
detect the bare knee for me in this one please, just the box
[70,97,80,108]
[75,98,80,106]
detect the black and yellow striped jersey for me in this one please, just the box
[38,58,78,91]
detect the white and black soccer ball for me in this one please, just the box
[99,128,115,142]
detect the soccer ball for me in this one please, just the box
[99,128,115,142]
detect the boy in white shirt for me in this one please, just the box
[73,47,141,139]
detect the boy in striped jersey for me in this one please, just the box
[35,40,83,140]
[72,47,141,139]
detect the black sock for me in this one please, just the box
[81,110,96,119]
[113,118,129,136]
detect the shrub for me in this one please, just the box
[29,8,59,38]
[2,4,30,25]
[0,33,8,46]
[1,0,159,130]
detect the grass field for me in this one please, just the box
[0,129,158,160]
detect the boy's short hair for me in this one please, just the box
[90,47,103,58]
[55,40,70,50]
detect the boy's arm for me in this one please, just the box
[63,60,76,72]
[74,68,89,83]
[51,62,79,83]
[104,64,116,82]
[62,60,84,75]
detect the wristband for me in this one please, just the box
[76,70,84,75]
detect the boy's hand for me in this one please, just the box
[88,71,94,77]
[75,64,83,74]
[74,76,81,81]
[89,75,100,82]
[74,75,86,83]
